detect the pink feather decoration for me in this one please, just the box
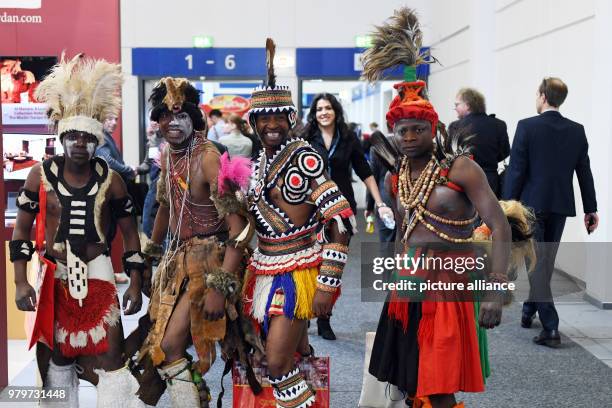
[218,152,252,195]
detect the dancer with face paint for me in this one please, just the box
[132,77,261,407]
[243,39,356,408]
[11,54,145,407]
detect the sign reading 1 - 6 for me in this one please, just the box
[132,48,266,77]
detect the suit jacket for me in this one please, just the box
[450,113,510,197]
[502,110,597,216]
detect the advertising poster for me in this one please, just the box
[1,56,56,133]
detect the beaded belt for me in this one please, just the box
[257,230,317,256]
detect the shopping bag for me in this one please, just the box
[232,356,330,407]
[24,179,55,350]
[358,332,406,408]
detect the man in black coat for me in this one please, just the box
[449,87,510,197]
[503,77,599,347]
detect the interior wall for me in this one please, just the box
[424,0,601,286]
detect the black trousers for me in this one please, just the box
[522,212,566,331]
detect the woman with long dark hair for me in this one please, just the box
[303,92,393,340]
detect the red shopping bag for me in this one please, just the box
[25,179,55,350]
[232,356,330,408]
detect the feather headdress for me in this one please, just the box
[361,8,439,136]
[34,52,122,145]
[361,7,433,82]
[248,38,297,130]
[265,38,276,88]
[148,77,206,131]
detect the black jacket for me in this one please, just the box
[502,110,597,216]
[308,129,373,212]
[449,113,510,196]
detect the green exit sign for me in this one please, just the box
[355,35,373,48]
[193,36,214,48]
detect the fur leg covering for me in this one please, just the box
[157,358,200,408]
[41,361,79,408]
[269,367,315,408]
[94,366,144,408]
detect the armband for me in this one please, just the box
[142,239,163,261]
[311,180,356,234]
[16,188,39,214]
[318,243,348,290]
[211,189,249,219]
[110,196,135,218]
[9,240,35,262]
[122,251,145,276]
[206,267,241,298]
[226,216,255,249]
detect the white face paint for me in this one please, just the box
[63,139,78,158]
[85,142,96,159]
[62,132,98,161]
[162,112,193,146]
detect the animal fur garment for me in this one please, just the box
[361,7,431,82]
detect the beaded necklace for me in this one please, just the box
[398,154,477,243]
[167,135,221,232]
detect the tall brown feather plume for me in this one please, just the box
[265,38,276,88]
[361,7,431,82]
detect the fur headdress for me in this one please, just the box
[361,8,437,134]
[248,38,297,131]
[35,53,122,145]
[149,77,206,131]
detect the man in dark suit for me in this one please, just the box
[503,77,599,347]
[449,87,510,197]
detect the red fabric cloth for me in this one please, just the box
[26,179,56,350]
[387,249,484,396]
[416,301,484,397]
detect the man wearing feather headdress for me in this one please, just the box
[133,77,260,407]
[242,38,355,408]
[362,9,514,408]
[11,54,145,407]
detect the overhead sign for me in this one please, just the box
[132,48,266,78]
[296,47,430,79]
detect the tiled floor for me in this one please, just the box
[557,302,612,368]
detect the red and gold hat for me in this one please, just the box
[386,79,438,136]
